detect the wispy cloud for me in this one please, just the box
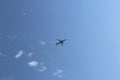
[37,66,47,72]
[53,69,64,78]
[28,60,39,67]
[37,61,47,72]
[15,50,24,59]
[58,74,63,78]
[28,52,33,58]
[40,41,47,45]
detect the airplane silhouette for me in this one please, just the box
[56,39,66,46]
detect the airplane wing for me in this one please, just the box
[56,42,60,45]
[63,39,66,41]
[57,39,61,41]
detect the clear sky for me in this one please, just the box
[0,0,120,80]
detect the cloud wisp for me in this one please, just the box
[28,60,39,67]
[53,69,64,78]
[40,41,47,45]
[15,50,24,59]
[37,61,47,72]
[37,66,47,72]
[28,60,47,72]
[28,52,33,58]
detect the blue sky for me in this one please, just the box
[0,0,120,80]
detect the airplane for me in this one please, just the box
[56,39,66,46]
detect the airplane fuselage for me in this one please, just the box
[56,39,66,46]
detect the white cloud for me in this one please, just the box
[15,50,24,59]
[40,41,46,45]
[28,60,39,67]
[53,69,64,78]
[37,66,47,72]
